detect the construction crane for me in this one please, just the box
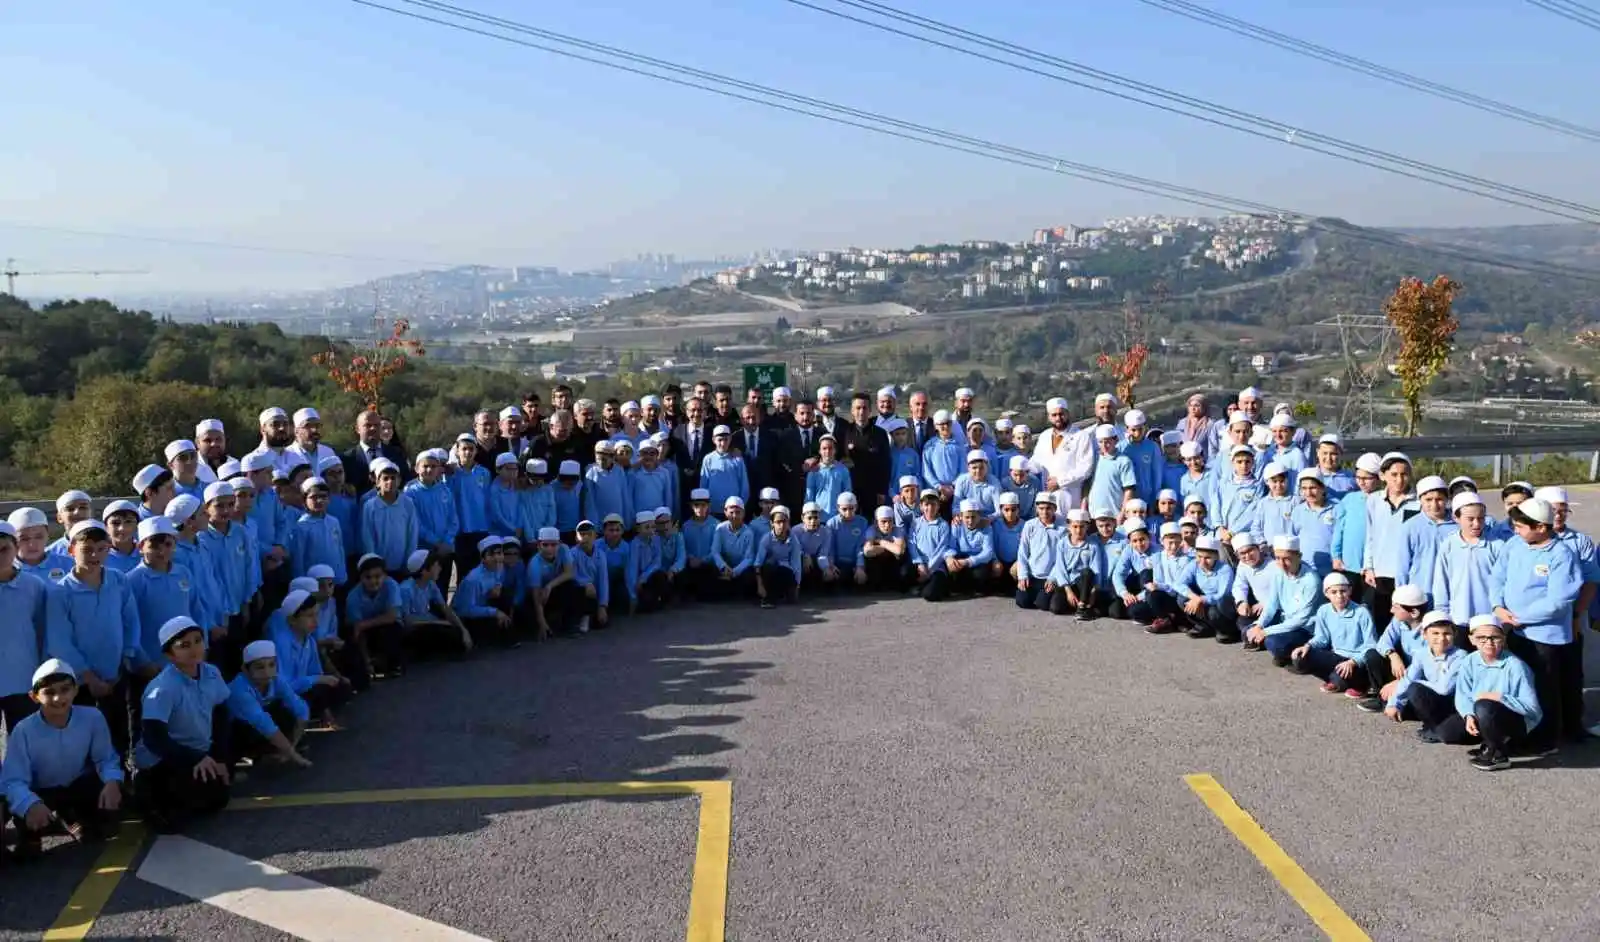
[3,258,150,296]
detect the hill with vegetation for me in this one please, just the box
[1397,223,1600,273]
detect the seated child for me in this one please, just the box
[709,498,758,599]
[1455,615,1544,771]
[134,617,232,833]
[858,507,909,591]
[400,549,472,655]
[452,537,516,647]
[525,528,579,638]
[1290,572,1379,695]
[755,506,802,609]
[270,589,353,730]
[225,640,313,770]
[1181,535,1236,640]
[910,491,953,602]
[943,500,996,596]
[1137,522,1196,633]
[1383,613,1468,743]
[344,553,406,678]
[794,503,831,590]
[1048,509,1105,620]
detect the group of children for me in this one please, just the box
[2,388,1596,863]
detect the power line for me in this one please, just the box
[1527,0,1600,32]
[783,0,1600,224]
[1131,0,1600,143]
[349,0,1600,284]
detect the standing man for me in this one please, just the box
[841,392,891,510]
[287,408,339,473]
[815,386,841,437]
[244,408,298,477]
[777,400,824,512]
[952,387,975,428]
[193,419,237,486]
[906,391,935,452]
[1031,397,1095,509]
[521,392,546,436]
[471,411,505,473]
[873,386,900,430]
[527,410,588,475]
[672,397,714,517]
[765,387,796,432]
[734,403,778,498]
[499,407,532,460]
[342,410,409,496]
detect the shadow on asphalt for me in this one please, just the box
[0,590,878,935]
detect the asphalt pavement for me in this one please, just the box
[3,487,1600,941]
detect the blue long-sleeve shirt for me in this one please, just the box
[288,513,347,584]
[1232,559,1274,608]
[268,622,324,695]
[710,522,757,575]
[1088,455,1137,518]
[1364,492,1419,579]
[1377,619,1429,663]
[1001,477,1042,520]
[754,531,804,578]
[1431,534,1502,627]
[888,447,920,497]
[682,518,716,563]
[630,467,676,523]
[1308,603,1378,659]
[199,522,252,616]
[487,480,523,538]
[795,524,830,564]
[921,436,966,489]
[1187,560,1236,605]
[569,545,609,606]
[659,531,686,574]
[1050,538,1105,586]
[1118,437,1163,505]
[448,463,491,534]
[552,481,583,532]
[806,464,854,520]
[1111,546,1156,597]
[125,563,203,668]
[1388,646,1466,710]
[1256,566,1321,636]
[134,662,230,770]
[451,566,503,619]
[825,515,871,569]
[1318,468,1356,501]
[1289,501,1338,574]
[1016,518,1062,582]
[362,493,420,571]
[519,484,557,537]
[401,579,446,623]
[0,570,48,698]
[327,493,360,557]
[1097,533,1129,591]
[1454,651,1542,729]
[948,525,995,566]
[173,538,226,631]
[953,474,1002,519]
[625,536,658,597]
[697,453,748,512]
[249,487,283,552]
[1217,476,1264,535]
[1148,550,1196,598]
[1177,470,1219,526]
[406,479,461,547]
[910,518,952,571]
[1490,537,1583,645]
[526,545,574,590]
[0,707,122,815]
[991,518,1026,566]
[1330,488,1369,571]
[225,672,309,738]
[1396,514,1458,596]
[45,570,139,682]
[1258,494,1297,545]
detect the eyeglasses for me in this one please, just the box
[1471,634,1505,644]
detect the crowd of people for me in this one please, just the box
[0,380,1594,861]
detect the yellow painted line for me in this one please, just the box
[42,820,149,942]
[1186,774,1371,942]
[687,780,732,942]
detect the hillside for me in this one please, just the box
[1397,223,1600,272]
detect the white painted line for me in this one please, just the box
[136,835,493,942]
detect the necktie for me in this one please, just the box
[750,433,758,460]
[802,429,810,450]
[367,446,379,462]
[693,430,701,456]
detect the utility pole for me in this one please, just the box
[4,258,150,296]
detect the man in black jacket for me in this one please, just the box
[733,402,779,498]
[671,396,715,516]
[524,410,588,475]
[839,391,891,511]
[342,409,411,495]
[774,399,823,511]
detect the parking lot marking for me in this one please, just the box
[688,780,731,942]
[42,821,148,942]
[1185,774,1371,942]
[137,834,493,941]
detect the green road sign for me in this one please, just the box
[742,362,788,400]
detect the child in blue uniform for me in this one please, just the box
[858,506,909,591]
[709,498,758,599]
[911,491,953,602]
[0,520,49,735]
[225,640,312,770]
[0,659,123,854]
[1383,612,1469,743]
[525,528,580,638]
[400,549,472,655]
[944,500,996,597]
[453,538,515,647]
[45,520,140,758]
[1243,535,1322,666]
[1289,572,1379,695]
[823,494,871,590]
[134,616,232,833]
[1137,522,1196,633]
[1048,508,1104,619]
[345,554,406,681]
[755,506,803,609]
[1456,615,1544,771]
[1181,534,1235,639]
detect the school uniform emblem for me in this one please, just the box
[1534,564,1550,578]
[179,579,190,592]
[48,568,64,581]
[1320,511,1334,525]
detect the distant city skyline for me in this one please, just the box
[4,0,1595,295]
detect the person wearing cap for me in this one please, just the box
[102,500,144,574]
[697,425,749,520]
[961,416,999,471]
[192,418,236,487]
[361,457,420,578]
[641,391,670,437]
[1092,393,1118,427]
[1289,573,1378,695]
[166,495,231,664]
[1227,532,1271,645]
[44,519,140,757]
[446,433,493,574]
[836,392,891,511]
[940,499,995,598]
[1263,414,1307,475]
[793,502,831,589]
[1430,491,1501,645]
[1455,616,1543,771]
[453,536,516,645]
[889,475,923,533]
[1491,497,1585,751]
[1257,462,1296,547]
[550,459,584,544]
[0,659,124,853]
[345,553,408,679]
[126,516,204,678]
[909,490,954,602]
[488,452,526,541]
[628,511,672,614]
[1312,435,1354,500]
[1288,470,1337,576]
[822,493,871,590]
[1395,475,1457,599]
[241,453,288,584]
[9,507,72,583]
[630,441,676,526]
[1181,535,1235,640]
[1243,535,1321,665]
[877,418,917,502]
[1536,486,1600,629]
[1488,482,1534,542]
[524,527,580,636]
[132,463,177,522]
[133,616,233,832]
[871,385,900,430]
[567,521,609,625]
[1107,519,1156,621]
[1155,432,1185,496]
[804,435,853,523]
[679,490,717,598]
[764,387,796,433]
[163,439,205,502]
[1136,522,1196,633]
[1014,492,1064,611]
[0,521,48,734]
[405,450,460,589]
[991,417,1020,471]
[921,409,966,518]
[949,386,975,428]
[989,493,1026,578]
[1173,442,1217,527]
[285,408,340,479]
[44,491,96,559]
[1031,398,1094,510]
[654,507,686,594]
[1361,452,1418,628]
[1046,509,1104,620]
[286,476,347,591]
[224,641,312,770]
[709,498,758,599]
[1381,612,1468,742]
[516,459,557,552]
[1216,445,1265,548]
[596,515,636,615]
[753,505,802,608]
[1330,452,1383,592]
[953,448,1000,522]
[198,482,252,631]
[1087,426,1137,521]
[1152,489,1180,528]
[857,505,909,591]
[244,407,297,478]
[399,550,472,653]
[1116,410,1162,507]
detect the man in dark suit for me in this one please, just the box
[814,386,842,438]
[733,402,779,498]
[775,399,823,511]
[524,409,587,475]
[839,391,891,510]
[671,396,715,516]
[342,409,410,495]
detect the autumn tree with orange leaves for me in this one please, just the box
[1096,286,1163,409]
[1384,275,1460,436]
[312,317,426,411]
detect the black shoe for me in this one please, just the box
[1186,626,1214,638]
[1467,743,1486,758]
[1241,640,1262,652]
[759,598,775,610]
[1216,632,1241,644]
[1271,655,1291,668]
[1415,726,1443,744]
[1076,608,1093,621]
[1470,751,1511,771]
[1355,696,1386,714]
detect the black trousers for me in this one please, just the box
[1293,647,1374,692]
[946,563,992,597]
[1107,574,1147,619]
[637,571,671,612]
[1369,576,1396,632]
[1128,590,1181,625]
[1506,633,1583,747]
[5,773,116,840]
[920,568,951,602]
[759,563,797,601]
[454,531,487,585]
[1187,598,1237,637]
[1473,699,1528,756]
[75,679,131,762]
[526,580,582,631]
[229,702,300,762]
[0,692,36,735]
[710,569,758,600]
[862,552,910,591]
[136,759,231,828]
[1047,571,1099,615]
[1015,581,1051,612]
[1408,685,1472,744]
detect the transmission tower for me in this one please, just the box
[1314,312,1398,433]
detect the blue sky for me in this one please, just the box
[2,0,1596,293]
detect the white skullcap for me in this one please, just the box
[406,549,432,573]
[1195,535,1220,552]
[1322,572,1350,589]
[132,464,168,493]
[1318,433,1342,447]
[1095,393,1116,405]
[1157,488,1178,503]
[158,615,201,647]
[1271,534,1300,553]
[242,452,275,473]
[1159,521,1181,538]
[203,481,235,503]
[1468,613,1503,631]
[1379,451,1411,469]
[1013,425,1030,436]
[1125,499,1148,513]
[1094,424,1118,441]
[1249,427,1272,448]
[307,563,336,581]
[499,405,524,420]
[874,506,894,520]
[526,459,548,475]
[1179,442,1202,459]
[299,476,328,495]
[1268,414,1294,430]
[933,409,952,423]
[712,425,731,437]
[635,510,656,525]
[1090,506,1118,518]
[1065,508,1091,523]
[1354,452,1382,474]
[724,496,745,510]
[1415,475,1448,495]
[258,407,288,424]
[996,492,1020,507]
[760,487,781,501]
[369,457,399,475]
[1262,461,1288,479]
[1229,531,1256,552]
[994,418,1014,431]
[1229,444,1254,459]
[136,516,177,542]
[1160,431,1183,446]
[242,640,276,664]
[195,418,225,436]
[163,440,197,463]
[1392,584,1427,607]
[621,401,641,414]
[771,505,792,519]
[559,460,581,476]
[965,449,989,463]
[292,407,321,427]
[164,494,201,524]
[1451,492,1484,513]
[476,535,502,552]
[1006,456,1028,472]
[1045,397,1068,411]
[68,519,108,541]
[1123,409,1147,428]
[32,658,77,686]
[494,453,518,468]
[1296,468,1323,485]
[877,385,898,399]
[55,489,91,511]
[641,395,661,407]
[1421,611,1454,629]
[1516,498,1553,524]
[837,492,858,507]
[801,501,820,515]
[655,506,671,518]
[773,386,792,398]
[1534,486,1569,505]
[816,385,835,398]
[958,498,981,514]
[593,440,615,454]
[1238,386,1262,401]
[102,499,140,519]
[690,488,711,501]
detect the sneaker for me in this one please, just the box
[760,598,775,610]
[1354,696,1386,713]
[1144,617,1175,634]
[1343,687,1367,700]
[1272,655,1291,668]
[1076,607,1093,622]
[1320,681,1340,693]
[1470,751,1511,771]
[576,616,590,635]
[1467,743,1487,758]
[1241,640,1263,652]
[1415,726,1443,744]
